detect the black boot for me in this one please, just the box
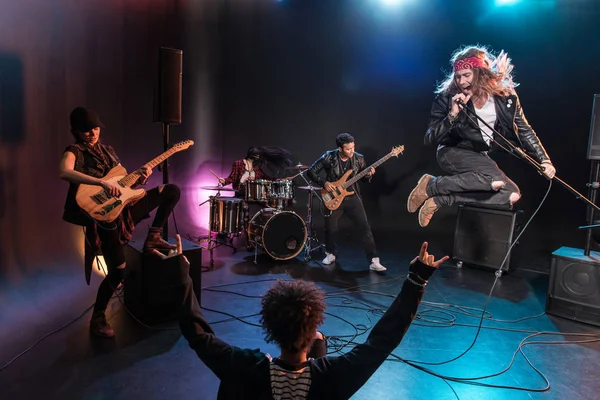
[90,312,115,338]
[143,227,176,253]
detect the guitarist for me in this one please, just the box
[307,133,386,272]
[59,107,180,338]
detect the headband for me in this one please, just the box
[453,57,488,72]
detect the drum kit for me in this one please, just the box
[198,164,325,267]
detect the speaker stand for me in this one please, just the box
[161,122,171,238]
[584,160,600,256]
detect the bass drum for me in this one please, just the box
[248,209,307,260]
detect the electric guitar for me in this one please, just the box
[322,145,404,211]
[76,140,194,223]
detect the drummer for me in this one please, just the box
[217,146,292,197]
[217,146,294,249]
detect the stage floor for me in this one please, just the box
[1,231,599,400]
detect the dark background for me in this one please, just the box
[1,0,599,363]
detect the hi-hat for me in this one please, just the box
[285,164,308,170]
[199,186,235,191]
[297,185,321,191]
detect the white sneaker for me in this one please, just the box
[322,252,336,265]
[369,257,386,272]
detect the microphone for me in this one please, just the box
[587,182,600,189]
[454,98,467,107]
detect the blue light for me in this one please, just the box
[381,0,403,5]
[495,0,521,5]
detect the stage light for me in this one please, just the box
[381,0,402,5]
[495,0,521,6]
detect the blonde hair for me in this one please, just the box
[435,45,518,98]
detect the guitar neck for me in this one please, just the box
[119,148,180,187]
[342,152,394,189]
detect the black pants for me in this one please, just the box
[428,146,519,207]
[93,184,180,314]
[324,194,377,261]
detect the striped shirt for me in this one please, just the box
[269,357,312,400]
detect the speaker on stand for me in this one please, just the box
[546,94,600,326]
[584,94,600,255]
[153,47,183,239]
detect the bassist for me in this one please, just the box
[59,107,180,338]
[307,133,386,272]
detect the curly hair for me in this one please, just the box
[435,45,517,98]
[260,280,327,353]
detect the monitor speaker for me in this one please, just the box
[546,247,600,327]
[124,236,202,323]
[453,204,521,273]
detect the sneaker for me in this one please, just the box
[418,198,440,227]
[369,257,386,272]
[407,174,433,213]
[90,312,115,338]
[322,252,336,265]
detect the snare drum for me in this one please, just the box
[209,197,244,234]
[245,179,272,203]
[248,209,307,260]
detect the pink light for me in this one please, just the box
[185,168,229,235]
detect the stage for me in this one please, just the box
[1,228,599,400]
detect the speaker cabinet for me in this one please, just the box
[546,247,600,327]
[153,47,183,124]
[453,205,521,273]
[587,94,600,160]
[124,237,202,323]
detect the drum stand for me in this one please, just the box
[203,230,238,269]
[293,168,325,261]
[303,188,325,261]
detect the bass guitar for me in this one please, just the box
[322,145,404,211]
[76,140,194,223]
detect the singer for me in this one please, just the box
[407,45,557,227]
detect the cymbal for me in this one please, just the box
[285,164,308,170]
[199,186,235,191]
[297,185,321,191]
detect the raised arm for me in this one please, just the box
[320,242,448,399]
[424,95,456,148]
[153,237,267,381]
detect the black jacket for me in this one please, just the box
[307,150,369,196]
[424,94,551,163]
[175,256,436,399]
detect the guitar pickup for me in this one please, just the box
[101,199,123,213]
[91,191,110,204]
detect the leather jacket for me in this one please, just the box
[424,94,551,163]
[307,150,369,196]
